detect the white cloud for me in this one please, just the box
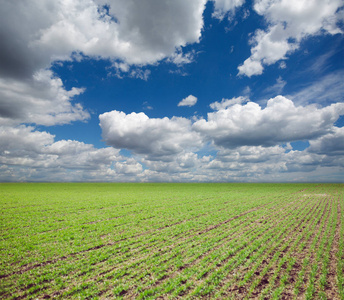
[193,96,344,147]
[178,95,198,107]
[242,8,250,19]
[204,145,289,180]
[238,25,297,77]
[115,158,143,174]
[308,127,344,156]
[0,126,54,157]
[200,143,344,181]
[238,58,264,77]
[113,62,130,73]
[1,118,343,182]
[129,69,151,81]
[43,140,119,170]
[210,96,249,110]
[168,49,196,65]
[0,0,209,128]
[99,110,203,160]
[279,61,286,69]
[0,0,208,80]
[0,125,125,181]
[254,0,343,36]
[142,152,200,174]
[212,0,245,19]
[95,97,344,182]
[0,69,89,126]
[1,0,342,183]
[238,0,344,76]
[216,145,286,163]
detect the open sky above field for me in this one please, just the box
[0,0,344,182]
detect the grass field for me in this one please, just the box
[0,183,343,299]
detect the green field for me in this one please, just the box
[1,183,343,299]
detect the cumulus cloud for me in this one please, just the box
[0,125,125,181]
[238,0,344,76]
[43,140,119,170]
[204,145,289,180]
[0,126,54,158]
[115,158,143,175]
[308,127,344,156]
[0,0,342,182]
[193,96,344,147]
[0,70,89,126]
[238,25,298,77]
[1,118,343,182]
[0,0,207,80]
[99,110,203,160]
[178,95,198,107]
[141,152,200,175]
[0,0,210,128]
[95,97,344,182]
[216,145,286,163]
[201,143,343,182]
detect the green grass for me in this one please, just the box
[0,183,343,299]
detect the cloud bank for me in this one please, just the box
[95,96,344,182]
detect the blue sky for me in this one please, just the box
[0,0,344,182]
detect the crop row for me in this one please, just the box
[0,183,343,299]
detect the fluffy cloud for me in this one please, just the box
[96,97,344,182]
[216,145,286,163]
[99,110,203,160]
[0,126,54,159]
[0,125,122,181]
[178,95,198,107]
[308,127,344,156]
[212,0,245,19]
[115,158,143,175]
[0,0,342,182]
[0,0,210,128]
[43,140,119,170]
[141,152,200,174]
[0,0,207,80]
[204,145,289,180]
[200,143,343,181]
[1,119,343,182]
[193,96,344,147]
[0,70,89,126]
[238,0,343,76]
